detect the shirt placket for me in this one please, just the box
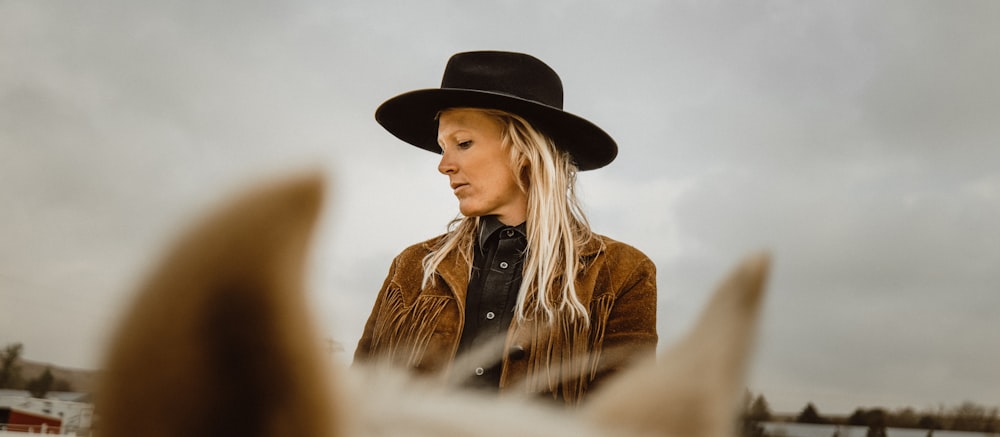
[466,227,524,386]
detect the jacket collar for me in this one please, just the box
[436,244,471,303]
[578,234,606,258]
[426,231,607,303]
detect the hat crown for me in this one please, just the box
[441,51,564,110]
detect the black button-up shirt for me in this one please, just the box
[456,215,527,390]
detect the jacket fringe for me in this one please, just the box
[371,287,451,367]
[523,292,617,405]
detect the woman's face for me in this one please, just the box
[437,108,527,225]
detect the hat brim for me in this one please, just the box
[375,88,617,171]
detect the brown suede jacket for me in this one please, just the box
[353,233,657,405]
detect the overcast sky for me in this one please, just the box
[1,0,998,415]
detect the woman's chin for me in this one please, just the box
[457,204,485,218]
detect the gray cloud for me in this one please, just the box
[1,0,998,415]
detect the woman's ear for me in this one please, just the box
[519,165,531,190]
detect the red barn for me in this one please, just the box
[0,406,62,434]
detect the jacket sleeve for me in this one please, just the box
[589,254,658,393]
[352,256,399,365]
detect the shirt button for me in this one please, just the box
[475,367,485,376]
[499,261,509,269]
[505,229,515,237]
[485,311,495,320]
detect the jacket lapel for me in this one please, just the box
[431,243,471,305]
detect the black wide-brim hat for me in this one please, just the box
[375,51,617,171]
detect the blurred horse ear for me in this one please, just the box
[96,171,344,437]
[583,253,771,437]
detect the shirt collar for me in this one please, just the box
[477,215,526,248]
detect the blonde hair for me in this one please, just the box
[421,108,600,325]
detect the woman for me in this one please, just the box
[354,51,657,405]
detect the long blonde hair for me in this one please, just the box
[421,108,599,325]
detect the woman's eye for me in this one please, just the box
[457,140,473,149]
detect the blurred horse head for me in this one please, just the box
[95,172,770,437]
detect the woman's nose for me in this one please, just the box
[438,150,456,175]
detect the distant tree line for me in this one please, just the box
[841,403,999,434]
[740,392,772,437]
[741,391,1000,436]
[0,342,74,398]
